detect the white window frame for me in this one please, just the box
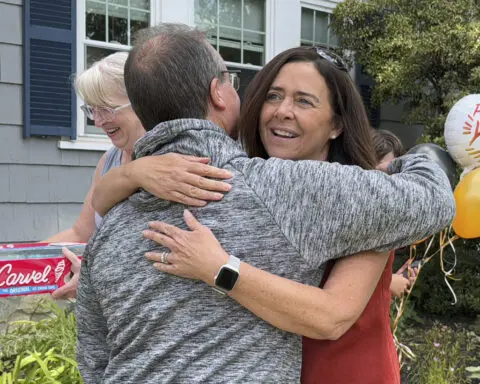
[194,0,267,69]
[59,0,159,151]
[300,1,356,80]
[59,0,279,151]
[300,2,338,48]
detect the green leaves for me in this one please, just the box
[332,0,480,141]
[466,366,480,380]
[0,301,82,384]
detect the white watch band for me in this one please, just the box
[227,254,241,271]
[213,255,241,295]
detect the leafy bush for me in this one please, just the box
[332,0,480,142]
[399,322,480,384]
[394,239,480,320]
[0,300,82,384]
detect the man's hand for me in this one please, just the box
[51,247,81,300]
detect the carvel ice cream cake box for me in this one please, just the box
[0,243,85,297]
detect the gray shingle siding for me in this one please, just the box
[0,0,103,242]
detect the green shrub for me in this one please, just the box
[400,322,480,384]
[0,300,82,384]
[394,239,480,319]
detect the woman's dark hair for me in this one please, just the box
[372,129,406,162]
[239,47,377,170]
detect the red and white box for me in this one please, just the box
[0,242,85,297]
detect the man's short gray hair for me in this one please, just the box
[124,23,226,131]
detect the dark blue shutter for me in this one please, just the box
[24,0,77,138]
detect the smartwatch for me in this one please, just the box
[213,255,240,295]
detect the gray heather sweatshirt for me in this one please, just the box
[76,119,455,383]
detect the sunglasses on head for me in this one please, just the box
[311,46,348,72]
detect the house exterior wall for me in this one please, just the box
[0,0,102,243]
[379,102,424,150]
[0,0,412,244]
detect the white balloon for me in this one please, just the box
[444,94,480,168]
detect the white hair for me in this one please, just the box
[74,51,129,107]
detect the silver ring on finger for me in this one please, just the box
[160,252,170,265]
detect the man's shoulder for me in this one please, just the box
[87,200,138,248]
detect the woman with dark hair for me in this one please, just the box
[240,47,377,170]
[373,129,407,165]
[92,47,410,383]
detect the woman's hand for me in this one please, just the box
[128,154,233,207]
[390,274,411,298]
[93,153,234,216]
[51,247,81,300]
[143,210,229,284]
[390,262,419,297]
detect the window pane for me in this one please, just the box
[243,30,264,45]
[219,0,241,28]
[198,23,218,48]
[85,46,120,68]
[329,28,339,46]
[243,0,265,31]
[301,7,313,41]
[243,30,264,65]
[218,26,241,62]
[243,49,262,66]
[314,11,329,45]
[219,26,241,43]
[86,0,106,42]
[219,46,241,63]
[219,45,241,63]
[130,0,150,9]
[195,0,217,25]
[228,66,258,101]
[109,0,128,5]
[130,10,149,39]
[108,5,128,45]
[195,0,265,65]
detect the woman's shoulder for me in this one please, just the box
[101,146,122,175]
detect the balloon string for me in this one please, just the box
[439,228,459,305]
[393,228,460,364]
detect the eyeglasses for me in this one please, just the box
[80,102,131,122]
[221,70,241,91]
[312,47,348,73]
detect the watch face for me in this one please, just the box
[215,267,239,291]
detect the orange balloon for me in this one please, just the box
[452,168,480,239]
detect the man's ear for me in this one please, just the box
[209,78,227,111]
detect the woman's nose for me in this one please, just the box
[274,99,294,120]
[93,111,107,126]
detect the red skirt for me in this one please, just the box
[301,251,400,384]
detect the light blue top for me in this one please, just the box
[94,147,122,229]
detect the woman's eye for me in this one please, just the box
[266,92,281,101]
[298,98,313,106]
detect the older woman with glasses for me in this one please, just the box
[46,51,232,299]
